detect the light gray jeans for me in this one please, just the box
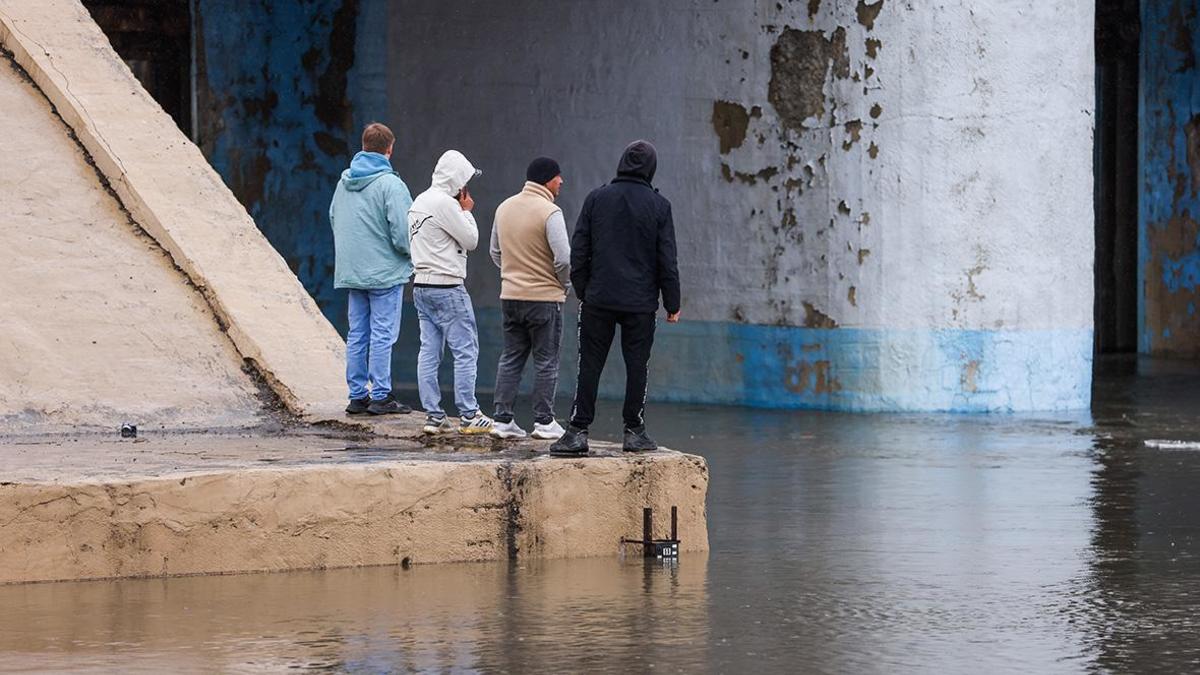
[493,300,563,425]
[413,285,480,418]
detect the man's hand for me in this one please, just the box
[667,311,681,323]
[457,189,475,212]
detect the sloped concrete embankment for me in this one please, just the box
[0,22,272,435]
[0,0,347,424]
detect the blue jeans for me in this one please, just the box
[413,285,480,418]
[345,285,403,401]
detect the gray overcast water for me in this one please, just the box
[1,357,1199,673]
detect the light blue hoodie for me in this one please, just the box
[329,151,414,289]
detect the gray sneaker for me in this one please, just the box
[367,396,412,415]
[345,397,370,415]
[549,427,589,456]
[422,415,453,435]
[622,425,657,452]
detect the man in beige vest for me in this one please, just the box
[488,157,570,440]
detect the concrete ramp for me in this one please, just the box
[0,0,348,427]
[0,51,272,433]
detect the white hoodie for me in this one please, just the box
[408,150,480,285]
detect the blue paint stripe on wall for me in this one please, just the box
[384,299,1092,413]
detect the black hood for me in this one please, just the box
[616,140,657,183]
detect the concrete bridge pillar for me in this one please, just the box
[740,0,1096,411]
[683,0,1096,411]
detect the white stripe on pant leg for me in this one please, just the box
[569,302,584,424]
[636,314,655,428]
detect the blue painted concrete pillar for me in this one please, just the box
[1140,0,1200,356]
[193,0,389,336]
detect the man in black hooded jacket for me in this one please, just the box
[550,140,681,456]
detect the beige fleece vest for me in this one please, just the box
[494,182,565,302]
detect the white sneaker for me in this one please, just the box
[531,419,566,440]
[459,412,495,435]
[490,419,528,439]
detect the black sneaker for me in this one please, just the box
[367,395,412,416]
[623,425,657,452]
[345,397,370,415]
[549,427,589,456]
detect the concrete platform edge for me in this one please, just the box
[0,450,709,585]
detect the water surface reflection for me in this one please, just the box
[0,557,707,672]
[3,358,1200,672]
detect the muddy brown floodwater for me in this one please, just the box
[1,356,1198,673]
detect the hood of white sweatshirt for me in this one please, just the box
[430,150,480,196]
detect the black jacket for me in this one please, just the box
[570,141,681,314]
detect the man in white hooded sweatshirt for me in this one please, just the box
[407,150,495,434]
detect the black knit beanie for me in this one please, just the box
[526,156,561,185]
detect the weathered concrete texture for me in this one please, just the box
[0,435,708,584]
[1140,0,1200,357]
[384,0,1095,411]
[0,0,348,422]
[0,49,267,434]
[193,0,391,335]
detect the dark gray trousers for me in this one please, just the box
[493,300,563,424]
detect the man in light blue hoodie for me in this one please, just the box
[330,122,414,415]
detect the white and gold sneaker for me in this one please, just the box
[459,412,495,435]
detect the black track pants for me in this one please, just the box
[568,304,656,430]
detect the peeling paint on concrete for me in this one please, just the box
[712,99,751,154]
[721,163,779,185]
[808,0,821,22]
[865,37,881,59]
[843,119,863,149]
[802,301,839,329]
[856,0,884,31]
[961,360,980,393]
[768,27,848,130]
[778,344,841,395]
[1145,211,1200,352]
[1140,0,1200,356]
[1185,114,1200,194]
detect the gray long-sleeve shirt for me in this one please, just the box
[490,210,571,288]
